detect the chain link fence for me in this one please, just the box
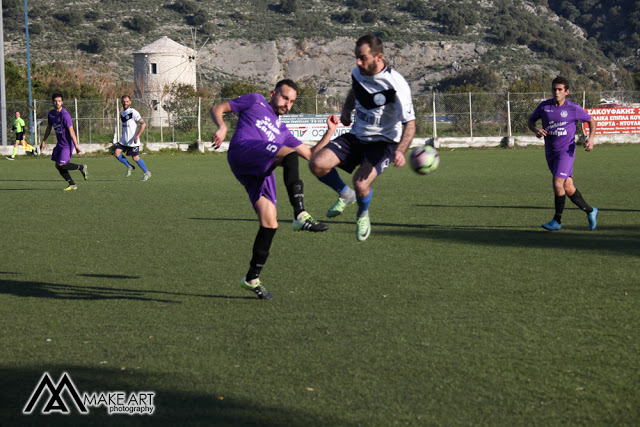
[4,91,640,145]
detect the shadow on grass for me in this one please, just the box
[415,204,640,213]
[0,279,255,301]
[376,226,640,255]
[1,365,333,426]
[78,274,141,279]
[190,217,256,223]
[0,188,60,191]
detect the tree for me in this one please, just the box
[55,10,84,26]
[87,37,106,54]
[129,15,156,33]
[220,81,259,99]
[278,0,298,14]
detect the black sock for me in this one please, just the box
[59,163,81,171]
[246,226,277,281]
[56,165,75,185]
[568,188,593,214]
[554,195,565,223]
[282,152,305,218]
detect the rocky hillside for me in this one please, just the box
[2,0,637,95]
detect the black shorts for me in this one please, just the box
[325,133,396,176]
[15,132,24,141]
[115,143,140,156]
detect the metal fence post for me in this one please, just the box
[198,97,201,142]
[432,91,437,139]
[75,98,79,143]
[507,92,512,137]
[469,92,473,138]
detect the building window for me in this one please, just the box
[152,100,159,111]
[150,63,157,74]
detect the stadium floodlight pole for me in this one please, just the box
[23,0,34,147]
[0,0,8,146]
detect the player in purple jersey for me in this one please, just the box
[528,76,598,231]
[210,79,336,299]
[309,34,416,242]
[40,93,87,191]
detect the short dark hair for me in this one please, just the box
[122,95,131,101]
[275,79,298,92]
[52,93,64,101]
[552,76,570,91]
[356,34,384,55]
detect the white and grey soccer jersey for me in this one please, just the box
[349,65,415,143]
[120,107,142,146]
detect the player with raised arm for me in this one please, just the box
[210,79,336,299]
[40,94,87,191]
[309,34,416,242]
[114,95,151,181]
[528,76,598,231]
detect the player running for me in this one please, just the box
[210,79,336,299]
[6,111,37,160]
[113,95,151,181]
[40,94,87,191]
[528,76,598,231]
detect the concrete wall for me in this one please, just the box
[3,134,639,158]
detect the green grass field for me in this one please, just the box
[1,146,639,425]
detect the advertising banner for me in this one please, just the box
[281,114,351,141]
[584,107,640,135]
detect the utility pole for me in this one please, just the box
[23,0,34,147]
[1,0,8,146]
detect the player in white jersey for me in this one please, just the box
[309,34,416,242]
[113,95,151,181]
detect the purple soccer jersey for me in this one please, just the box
[529,99,592,178]
[226,93,302,209]
[48,108,75,164]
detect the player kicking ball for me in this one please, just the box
[113,95,151,181]
[210,79,336,299]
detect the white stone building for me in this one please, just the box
[133,36,197,126]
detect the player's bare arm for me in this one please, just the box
[585,118,596,151]
[310,114,340,156]
[393,120,416,168]
[135,118,146,143]
[68,126,82,155]
[528,119,547,138]
[340,90,355,126]
[210,101,232,149]
[40,124,52,150]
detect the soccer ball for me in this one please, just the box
[409,145,439,175]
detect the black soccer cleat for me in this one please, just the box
[241,278,274,300]
[293,212,329,232]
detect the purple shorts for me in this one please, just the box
[546,153,574,179]
[326,133,396,176]
[51,144,73,165]
[227,139,283,210]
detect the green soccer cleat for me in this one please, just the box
[80,164,88,180]
[142,171,152,181]
[125,166,134,177]
[356,215,371,242]
[293,212,329,232]
[63,184,78,191]
[241,277,274,300]
[327,195,356,218]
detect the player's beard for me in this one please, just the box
[358,61,378,76]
